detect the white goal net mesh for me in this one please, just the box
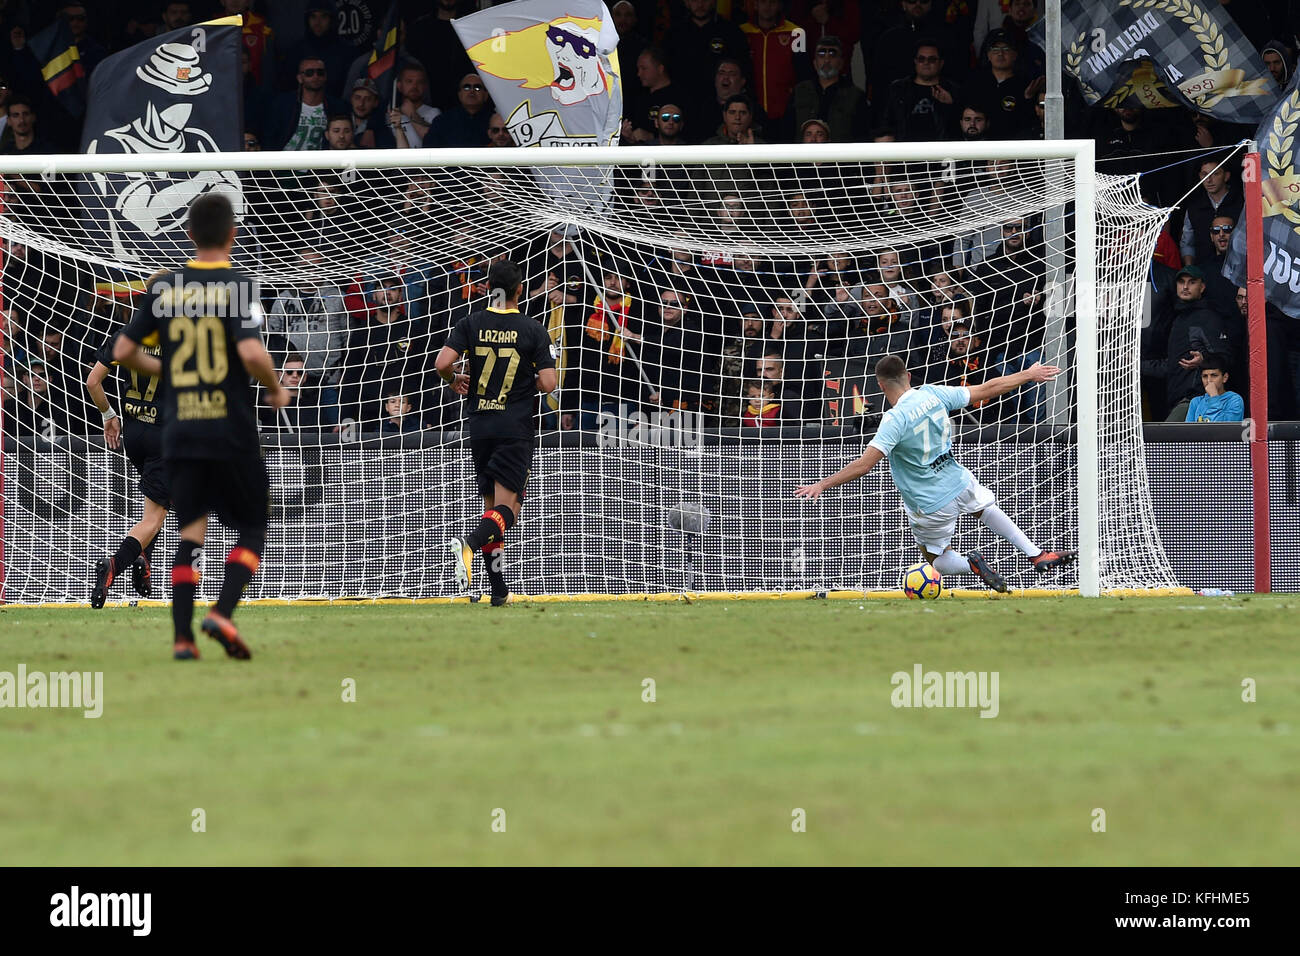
[0,147,1178,602]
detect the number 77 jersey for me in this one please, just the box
[121,261,266,461]
[867,384,976,515]
[446,306,556,441]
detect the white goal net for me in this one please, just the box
[0,143,1178,602]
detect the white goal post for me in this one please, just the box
[0,140,1178,602]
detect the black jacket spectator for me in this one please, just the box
[663,6,752,125]
[1144,284,1235,410]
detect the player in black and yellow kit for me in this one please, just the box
[435,260,557,605]
[114,192,289,660]
[85,315,168,607]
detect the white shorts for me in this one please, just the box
[906,481,996,553]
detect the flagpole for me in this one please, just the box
[1043,0,1069,426]
[1243,147,1271,593]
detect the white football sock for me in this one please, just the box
[932,550,971,575]
[979,505,1040,557]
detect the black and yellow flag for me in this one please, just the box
[29,18,85,116]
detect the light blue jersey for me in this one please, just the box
[868,384,975,514]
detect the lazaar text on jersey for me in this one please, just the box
[177,389,228,421]
[478,328,519,344]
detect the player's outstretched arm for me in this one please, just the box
[85,361,121,450]
[966,361,1062,406]
[434,346,470,395]
[795,446,886,499]
[237,338,289,408]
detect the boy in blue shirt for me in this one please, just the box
[1185,357,1244,422]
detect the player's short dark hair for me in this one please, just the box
[487,260,522,298]
[188,192,235,249]
[1201,353,1230,375]
[875,354,909,383]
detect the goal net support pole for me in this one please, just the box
[1243,148,1271,594]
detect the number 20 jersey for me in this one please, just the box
[122,261,265,461]
[867,384,976,515]
[445,307,556,441]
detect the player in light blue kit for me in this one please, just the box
[795,354,1076,591]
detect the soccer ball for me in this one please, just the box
[902,562,942,600]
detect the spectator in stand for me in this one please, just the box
[387,65,442,150]
[1262,40,1293,88]
[570,262,643,428]
[959,103,990,141]
[243,131,261,150]
[883,39,962,142]
[612,2,648,74]
[404,0,477,113]
[267,57,346,150]
[648,104,688,145]
[696,57,768,142]
[381,390,423,434]
[664,0,753,129]
[1235,286,1299,421]
[58,3,106,77]
[940,322,990,411]
[260,353,327,432]
[741,1,806,126]
[322,113,355,150]
[280,3,351,97]
[266,275,349,388]
[486,113,513,147]
[161,1,194,31]
[625,48,685,143]
[1184,356,1244,423]
[1180,158,1242,266]
[4,359,60,438]
[225,0,275,89]
[742,379,781,426]
[642,285,708,411]
[1,95,51,156]
[964,29,1042,139]
[348,78,392,149]
[1143,265,1234,422]
[425,73,492,148]
[970,216,1047,420]
[785,35,869,143]
[339,274,420,428]
[33,321,88,430]
[799,117,830,142]
[974,0,1042,52]
[872,0,963,102]
[793,1,862,62]
[805,252,860,309]
[952,159,1022,269]
[1201,215,1241,319]
[876,249,924,324]
[1006,0,1046,76]
[914,298,973,380]
[704,94,766,145]
[1019,90,1046,140]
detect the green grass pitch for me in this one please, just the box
[1,596,1297,865]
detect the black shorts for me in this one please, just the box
[470,438,533,498]
[168,455,271,530]
[122,419,169,507]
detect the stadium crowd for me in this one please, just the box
[2,0,1300,442]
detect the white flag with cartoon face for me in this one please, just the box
[454,0,623,211]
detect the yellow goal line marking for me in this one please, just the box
[0,587,1195,609]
